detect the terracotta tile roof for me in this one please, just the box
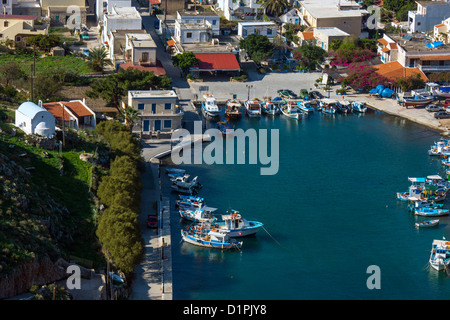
[381,47,390,53]
[435,23,446,28]
[149,0,161,4]
[119,59,166,75]
[417,55,450,61]
[301,31,314,40]
[42,102,73,121]
[388,43,397,49]
[378,38,388,47]
[0,14,36,20]
[64,101,94,118]
[373,61,428,82]
[194,53,240,70]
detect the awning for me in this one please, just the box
[193,53,240,71]
[167,40,175,47]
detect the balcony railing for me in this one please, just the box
[418,64,450,72]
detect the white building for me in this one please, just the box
[96,0,131,23]
[176,11,220,36]
[125,32,157,66]
[102,6,142,44]
[127,90,183,134]
[216,0,263,21]
[280,8,301,25]
[15,101,55,137]
[313,27,349,51]
[408,1,450,33]
[238,21,277,40]
[0,0,14,15]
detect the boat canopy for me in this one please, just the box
[408,177,426,183]
[427,175,443,180]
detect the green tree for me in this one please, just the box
[293,45,327,71]
[0,61,26,87]
[259,0,289,17]
[172,52,199,75]
[28,34,62,51]
[86,68,172,111]
[86,47,113,73]
[118,106,140,130]
[239,34,274,63]
[34,73,62,101]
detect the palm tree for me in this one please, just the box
[118,106,140,131]
[259,0,289,18]
[86,47,113,73]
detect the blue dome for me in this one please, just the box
[17,101,46,119]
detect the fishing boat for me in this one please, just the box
[202,93,220,118]
[415,219,439,228]
[212,209,263,237]
[336,100,351,114]
[408,198,444,212]
[217,121,233,136]
[318,99,337,114]
[397,177,448,202]
[428,139,450,156]
[401,96,434,108]
[171,176,201,194]
[280,102,302,120]
[297,101,314,113]
[351,101,367,113]
[225,99,242,120]
[429,238,450,271]
[413,207,449,217]
[181,225,243,250]
[166,168,185,174]
[179,207,217,223]
[244,99,262,117]
[431,86,450,99]
[168,172,185,179]
[262,102,280,115]
[176,196,205,209]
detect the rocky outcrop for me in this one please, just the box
[0,257,67,299]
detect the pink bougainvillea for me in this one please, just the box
[339,64,391,91]
[329,48,376,67]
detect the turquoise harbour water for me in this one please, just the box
[162,109,450,300]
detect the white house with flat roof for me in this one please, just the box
[216,0,263,21]
[313,27,350,51]
[408,1,450,33]
[127,90,183,134]
[125,33,157,66]
[299,0,367,37]
[96,0,131,23]
[238,21,277,39]
[102,6,142,43]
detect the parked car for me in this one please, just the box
[434,111,450,119]
[277,89,298,99]
[146,215,157,228]
[309,91,324,100]
[426,104,443,112]
[299,89,309,99]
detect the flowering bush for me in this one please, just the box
[329,48,376,67]
[339,64,391,92]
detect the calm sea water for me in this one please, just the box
[162,109,450,300]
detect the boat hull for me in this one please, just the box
[415,220,439,228]
[181,231,241,250]
[222,221,263,237]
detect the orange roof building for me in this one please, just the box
[42,99,96,130]
[373,61,428,82]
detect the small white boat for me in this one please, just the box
[429,238,450,271]
[179,207,217,223]
[244,99,262,117]
[262,102,280,116]
[318,99,338,114]
[202,93,220,118]
[225,99,242,120]
[176,196,205,209]
[213,210,263,237]
[181,225,243,250]
[414,207,449,217]
[351,101,367,113]
[415,219,439,228]
[297,101,314,113]
[280,102,302,120]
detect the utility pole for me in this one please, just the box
[62,103,66,147]
[163,0,167,52]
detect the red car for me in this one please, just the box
[146,215,157,228]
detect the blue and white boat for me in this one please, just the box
[262,102,280,116]
[318,99,337,114]
[176,195,205,209]
[408,199,444,212]
[429,238,450,271]
[213,209,263,237]
[202,93,220,118]
[351,101,367,113]
[179,207,217,223]
[244,99,262,117]
[166,168,185,174]
[414,207,449,217]
[297,101,314,113]
[280,102,302,120]
[336,100,351,114]
[181,225,243,250]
